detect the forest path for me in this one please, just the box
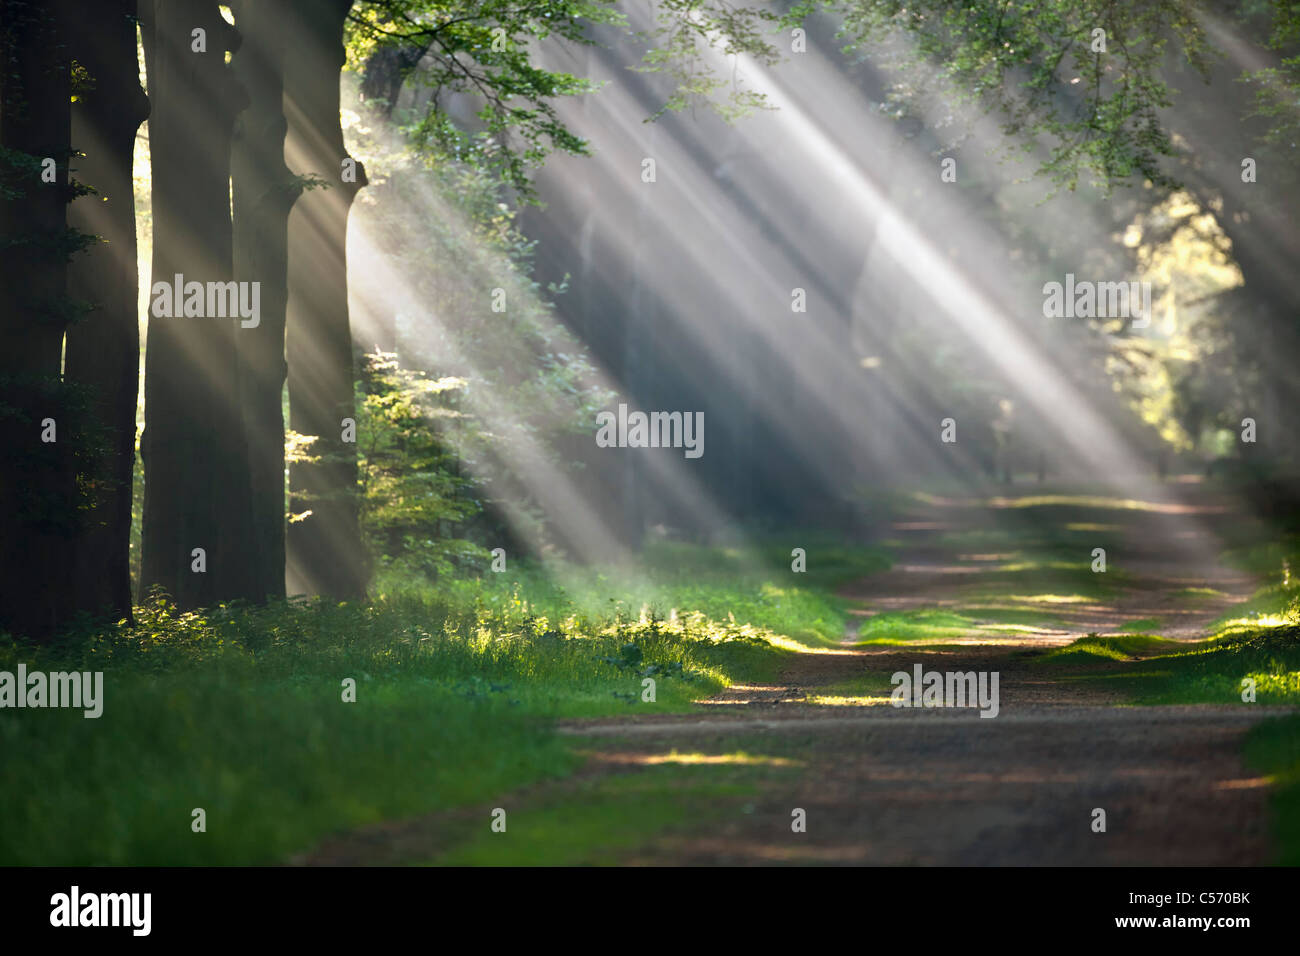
[557,481,1285,864]
[297,481,1288,865]
[838,481,1260,643]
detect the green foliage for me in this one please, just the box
[0,528,884,863]
[635,0,811,120]
[0,374,113,532]
[356,349,486,577]
[343,85,614,556]
[835,0,1211,193]
[418,534,893,649]
[0,146,98,301]
[0,146,50,201]
[0,599,582,864]
[347,0,622,194]
[1222,535,1300,609]
[820,1,1300,465]
[1243,0,1300,150]
[346,0,807,196]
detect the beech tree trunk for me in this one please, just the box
[284,0,369,599]
[64,0,150,621]
[0,0,76,639]
[139,0,258,608]
[230,0,297,601]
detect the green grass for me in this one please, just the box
[1244,716,1300,865]
[1032,528,1300,707]
[1036,634,1188,664]
[1222,536,1300,580]
[0,535,887,865]
[854,514,1132,644]
[1118,617,1162,632]
[431,759,773,865]
[805,671,895,704]
[858,610,982,643]
[1038,625,1300,706]
[857,606,1062,644]
[426,536,891,649]
[0,669,579,865]
[1171,587,1225,601]
[964,606,1063,627]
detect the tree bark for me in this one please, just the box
[0,0,76,639]
[284,0,369,599]
[64,0,150,621]
[139,0,257,608]
[230,0,297,601]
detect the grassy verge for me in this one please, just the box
[429,755,787,865]
[426,535,891,650]
[852,562,1120,646]
[1035,616,1300,708]
[1037,545,1300,864]
[857,607,1066,644]
[0,536,888,865]
[1244,716,1300,865]
[1037,625,1300,864]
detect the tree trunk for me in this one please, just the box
[64,0,150,621]
[0,0,76,639]
[284,0,369,599]
[230,0,297,601]
[139,0,257,608]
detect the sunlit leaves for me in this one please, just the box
[635,0,809,120]
[835,0,1212,193]
[346,0,615,195]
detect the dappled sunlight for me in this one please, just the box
[583,750,802,767]
[987,494,1225,514]
[1010,594,1109,605]
[805,693,893,706]
[755,636,858,654]
[1213,777,1273,791]
[982,623,1061,635]
[1216,613,1297,634]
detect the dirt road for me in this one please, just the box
[564,484,1285,864]
[299,483,1289,865]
